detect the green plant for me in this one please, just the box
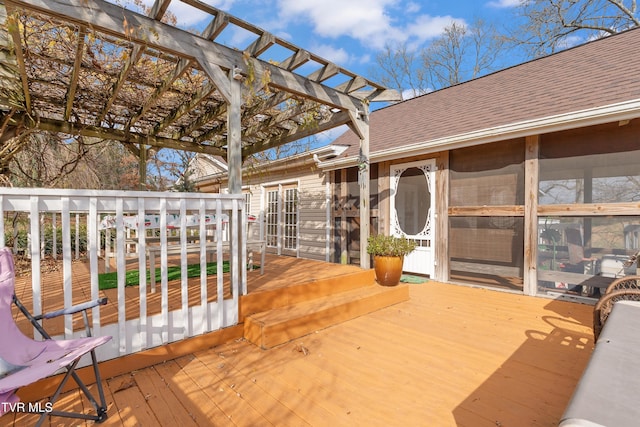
[98,261,260,290]
[366,234,416,257]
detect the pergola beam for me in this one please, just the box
[153,81,219,135]
[182,102,227,141]
[241,110,352,159]
[1,0,400,198]
[280,49,310,71]
[30,116,227,156]
[150,0,172,21]
[5,0,390,110]
[244,32,275,57]
[201,10,229,40]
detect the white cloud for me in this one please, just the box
[406,15,466,42]
[556,34,584,50]
[405,2,422,14]
[358,53,372,65]
[311,44,350,65]
[486,0,522,8]
[274,0,466,51]
[276,0,405,49]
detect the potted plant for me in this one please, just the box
[367,234,417,286]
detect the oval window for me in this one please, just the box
[395,167,430,236]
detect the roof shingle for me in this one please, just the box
[333,28,640,158]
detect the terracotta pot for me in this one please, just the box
[373,255,404,286]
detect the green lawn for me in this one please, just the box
[98,261,257,290]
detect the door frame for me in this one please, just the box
[261,180,300,256]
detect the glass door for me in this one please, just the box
[264,184,298,256]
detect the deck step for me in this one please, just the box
[239,268,376,321]
[243,283,410,349]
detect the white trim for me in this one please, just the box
[325,179,331,262]
[194,144,346,184]
[260,179,301,256]
[390,159,436,276]
[259,178,300,188]
[195,154,229,172]
[319,99,640,170]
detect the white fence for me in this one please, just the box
[0,188,248,363]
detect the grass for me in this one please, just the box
[98,261,257,290]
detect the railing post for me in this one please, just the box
[0,188,245,362]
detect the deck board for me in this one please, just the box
[152,359,230,426]
[130,366,199,427]
[1,259,595,427]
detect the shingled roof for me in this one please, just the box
[326,27,640,167]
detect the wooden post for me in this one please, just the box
[138,144,147,190]
[524,135,540,296]
[227,71,242,195]
[340,169,348,264]
[227,68,243,295]
[435,152,449,282]
[348,106,370,269]
[359,119,370,269]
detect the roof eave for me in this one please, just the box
[318,99,640,171]
[194,143,342,184]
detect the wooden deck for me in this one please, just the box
[11,254,363,335]
[2,260,595,426]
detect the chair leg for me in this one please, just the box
[33,352,108,426]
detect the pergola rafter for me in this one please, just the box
[63,25,85,121]
[0,0,401,266]
[0,0,398,158]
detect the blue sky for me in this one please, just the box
[129,0,524,146]
[135,0,521,80]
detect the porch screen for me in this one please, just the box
[539,122,640,205]
[450,139,524,206]
[537,216,640,297]
[537,122,640,297]
[449,139,525,290]
[332,165,379,265]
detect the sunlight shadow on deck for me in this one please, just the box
[453,299,594,426]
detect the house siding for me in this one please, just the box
[244,165,329,262]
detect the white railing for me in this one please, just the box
[0,188,248,363]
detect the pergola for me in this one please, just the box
[0,0,400,266]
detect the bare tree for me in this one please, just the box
[10,133,91,188]
[85,142,141,190]
[512,0,640,57]
[8,133,140,189]
[370,43,431,100]
[423,20,507,89]
[370,19,508,98]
